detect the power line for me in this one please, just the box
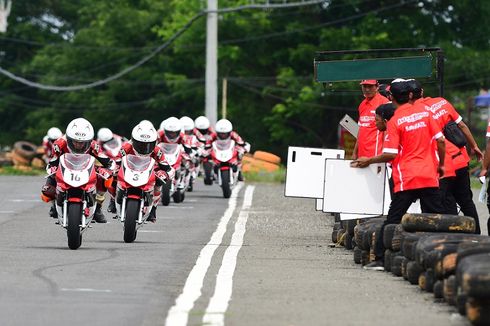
[0,1,326,92]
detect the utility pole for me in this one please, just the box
[222,77,227,119]
[205,0,218,125]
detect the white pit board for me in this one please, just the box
[323,159,386,215]
[315,199,323,211]
[339,114,359,138]
[285,147,345,199]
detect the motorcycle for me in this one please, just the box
[159,143,190,205]
[210,139,240,198]
[54,153,112,250]
[116,154,156,243]
[182,134,201,192]
[102,136,123,163]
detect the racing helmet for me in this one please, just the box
[163,117,181,143]
[215,119,233,140]
[131,122,157,156]
[97,127,113,143]
[65,118,94,154]
[47,127,62,141]
[194,116,210,135]
[180,116,195,135]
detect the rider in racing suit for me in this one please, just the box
[41,118,114,223]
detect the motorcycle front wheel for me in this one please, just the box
[67,202,82,250]
[220,169,232,199]
[123,199,139,243]
[203,161,213,185]
[161,182,171,206]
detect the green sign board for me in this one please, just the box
[314,56,433,82]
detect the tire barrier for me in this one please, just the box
[322,210,490,326]
[13,141,37,161]
[252,151,281,165]
[242,151,281,173]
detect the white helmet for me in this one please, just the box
[163,117,181,143]
[47,127,62,141]
[159,118,168,131]
[97,127,113,143]
[131,122,157,155]
[215,119,233,140]
[139,120,155,129]
[194,116,210,133]
[65,118,94,154]
[180,116,194,134]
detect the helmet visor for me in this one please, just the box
[67,138,91,154]
[198,128,208,135]
[217,132,230,140]
[133,140,155,155]
[166,130,179,142]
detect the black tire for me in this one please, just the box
[402,213,476,233]
[383,224,397,250]
[401,257,409,280]
[444,275,457,305]
[353,246,362,264]
[123,199,139,243]
[457,253,490,299]
[361,250,370,266]
[465,298,490,325]
[344,232,353,250]
[331,230,338,244]
[204,161,213,185]
[391,256,404,277]
[333,222,341,232]
[14,141,37,160]
[345,220,357,236]
[187,178,193,192]
[424,269,435,293]
[220,169,232,198]
[433,280,444,299]
[161,182,171,206]
[337,228,345,245]
[173,190,183,203]
[67,203,82,250]
[407,261,424,285]
[384,249,393,272]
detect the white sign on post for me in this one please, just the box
[285,147,345,199]
[323,159,386,215]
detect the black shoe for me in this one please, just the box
[363,260,385,271]
[237,171,244,182]
[93,204,107,223]
[107,198,116,214]
[49,204,58,219]
[147,206,157,223]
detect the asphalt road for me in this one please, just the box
[0,176,487,326]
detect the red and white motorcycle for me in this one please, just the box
[159,143,190,205]
[54,153,112,250]
[210,139,240,198]
[116,154,156,243]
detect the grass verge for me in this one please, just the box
[243,167,285,183]
[0,166,45,176]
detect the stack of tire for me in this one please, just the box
[11,141,44,168]
[375,212,490,326]
[350,217,384,265]
[242,151,280,173]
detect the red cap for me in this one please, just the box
[359,79,378,85]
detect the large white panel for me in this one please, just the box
[323,159,386,214]
[285,147,345,198]
[340,213,379,221]
[316,199,323,211]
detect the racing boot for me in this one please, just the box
[147,206,157,223]
[107,198,116,214]
[238,171,244,182]
[93,203,107,223]
[49,202,58,219]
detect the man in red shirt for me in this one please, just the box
[353,79,446,270]
[352,80,389,159]
[407,79,483,234]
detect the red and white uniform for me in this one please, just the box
[195,127,216,144]
[49,136,112,170]
[357,93,389,157]
[42,136,57,162]
[419,97,463,178]
[206,131,245,147]
[383,103,444,193]
[119,142,175,180]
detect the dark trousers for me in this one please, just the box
[439,177,458,215]
[453,166,481,234]
[375,187,445,261]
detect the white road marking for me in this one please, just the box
[165,183,244,326]
[202,186,255,326]
[8,199,41,202]
[61,288,112,293]
[0,211,14,214]
[139,230,165,233]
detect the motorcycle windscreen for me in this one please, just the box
[285,147,345,199]
[126,154,152,171]
[323,159,386,215]
[103,138,122,157]
[63,154,93,171]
